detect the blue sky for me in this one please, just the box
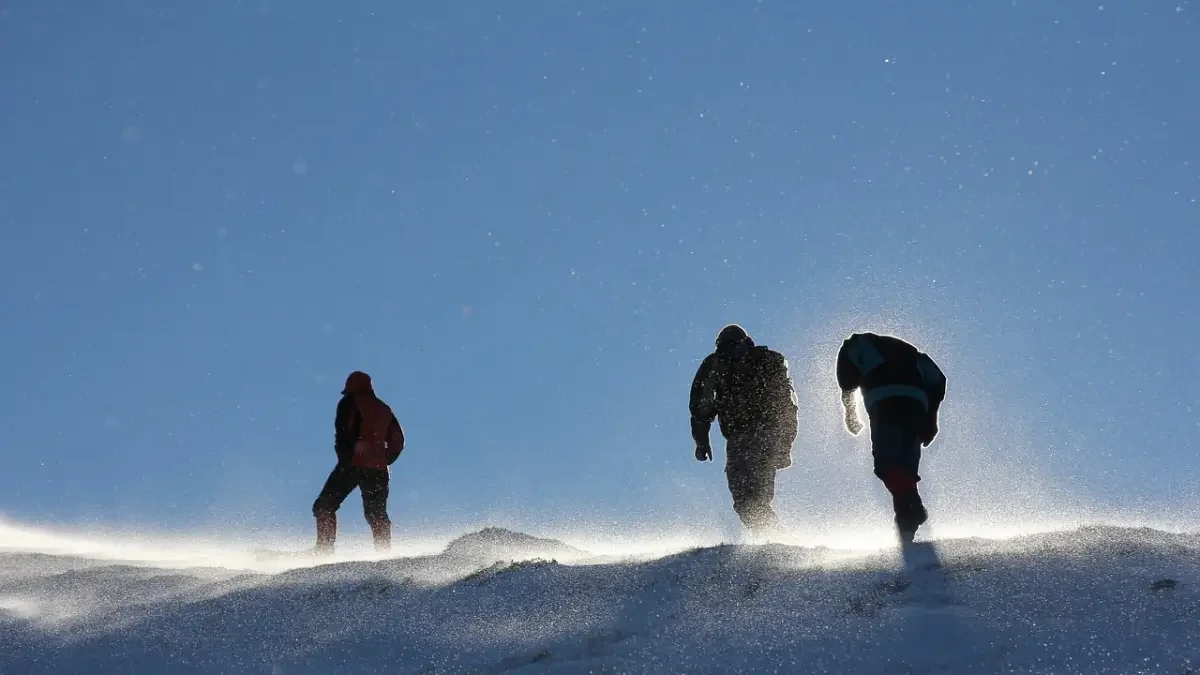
[1,2,1197,544]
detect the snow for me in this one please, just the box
[2,519,1199,674]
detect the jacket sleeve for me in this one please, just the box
[917,353,947,444]
[835,336,863,393]
[689,353,719,446]
[333,395,359,463]
[385,414,405,464]
[773,354,800,446]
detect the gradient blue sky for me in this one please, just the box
[1,2,1197,545]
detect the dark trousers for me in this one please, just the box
[724,434,780,534]
[312,464,391,553]
[868,419,927,533]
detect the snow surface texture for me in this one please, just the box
[1,520,1198,674]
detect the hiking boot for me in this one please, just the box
[895,502,928,542]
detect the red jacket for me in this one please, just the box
[335,372,405,470]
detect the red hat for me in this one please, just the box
[343,371,374,394]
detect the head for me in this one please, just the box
[715,324,754,357]
[342,370,374,395]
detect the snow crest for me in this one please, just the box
[1,524,1199,674]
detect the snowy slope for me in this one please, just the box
[1,521,1198,674]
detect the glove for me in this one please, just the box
[695,444,713,462]
[845,412,863,436]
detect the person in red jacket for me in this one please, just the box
[312,371,405,554]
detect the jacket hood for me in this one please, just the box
[715,324,754,350]
[342,371,374,395]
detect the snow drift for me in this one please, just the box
[1,520,1199,674]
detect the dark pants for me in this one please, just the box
[724,433,781,534]
[312,464,391,553]
[868,417,927,535]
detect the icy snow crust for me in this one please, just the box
[1,522,1198,674]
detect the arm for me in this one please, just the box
[836,336,864,393]
[769,354,800,468]
[917,353,947,446]
[333,395,360,464]
[836,338,864,436]
[689,354,719,459]
[385,414,405,464]
[842,389,863,436]
[779,381,800,447]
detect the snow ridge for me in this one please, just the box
[1,524,1198,674]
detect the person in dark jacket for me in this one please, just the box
[690,324,799,535]
[312,371,405,554]
[836,332,947,542]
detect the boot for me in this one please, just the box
[892,490,928,543]
[734,499,780,537]
[315,512,337,555]
[369,518,392,553]
[881,468,926,541]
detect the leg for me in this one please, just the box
[869,422,927,541]
[725,439,780,535]
[312,464,360,554]
[358,468,392,552]
[726,466,780,534]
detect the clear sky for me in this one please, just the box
[1,2,1197,546]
